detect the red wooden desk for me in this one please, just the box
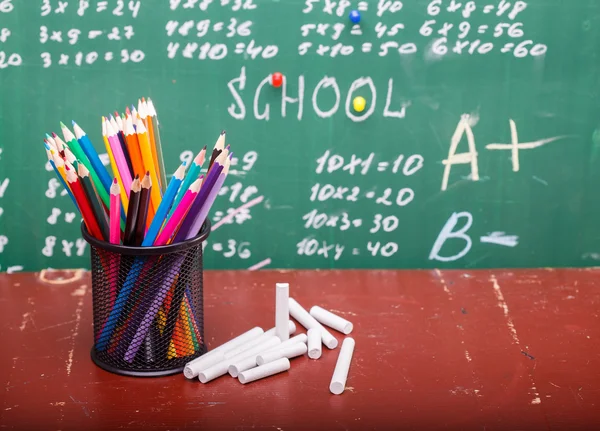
[1,269,599,430]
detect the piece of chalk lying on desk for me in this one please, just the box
[275,283,290,342]
[309,306,353,335]
[238,357,290,385]
[289,298,338,349]
[307,327,322,359]
[263,333,307,353]
[183,350,225,379]
[214,326,265,353]
[256,341,307,366]
[329,338,355,395]
[224,320,295,360]
[227,336,283,378]
[183,327,264,378]
[200,336,281,383]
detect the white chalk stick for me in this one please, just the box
[289,298,338,349]
[228,355,259,378]
[200,336,281,383]
[183,327,264,378]
[264,333,308,353]
[238,358,290,384]
[227,336,282,377]
[310,306,353,335]
[307,328,322,359]
[329,338,355,395]
[224,321,294,360]
[183,350,225,379]
[256,342,307,366]
[275,283,290,341]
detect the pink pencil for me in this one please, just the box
[105,119,133,196]
[153,178,202,246]
[109,178,121,244]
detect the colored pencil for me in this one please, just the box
[46,134,58,150]
[66,166,103,240]
[45,143,78,209]
[72,121,112,194]
[174,159,224,242]
[154,178,202,246]
[167,146,205,221]
[105,119,133,199]
[51,150,70,190]
[123,115,145,179]
[208,130,226,171]
[78,163,109,241]
[61,122,111,211]
[143,99,164,193]
[135,117,162,214]
[101,117,128,213]
[110,115,134,178]
[124,176,141,246]
[110,179,121,244]
[147,98,167,194]
[141,163,186,246]
[134,173,152,247]
[189,156,231,238]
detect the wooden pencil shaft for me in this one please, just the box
[134,185,151,246]
[124,189,140,246]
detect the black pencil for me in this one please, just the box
[207,130,226,171]
[78,163,109,241]
[134,172,151,247]
[124,175,141,246]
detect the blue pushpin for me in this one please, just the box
[349,10,361,24]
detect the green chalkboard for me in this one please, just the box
[1,0,600,272]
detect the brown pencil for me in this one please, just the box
[124,175,141,246]
[134,172,152,247]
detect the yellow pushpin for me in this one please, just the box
[353,96,366,113]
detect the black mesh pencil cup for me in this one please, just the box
[82,220,210,377]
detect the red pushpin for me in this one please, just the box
[270,72,283,88]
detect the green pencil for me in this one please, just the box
[59,124,111,211]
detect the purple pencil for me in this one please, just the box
[187,157,230,240]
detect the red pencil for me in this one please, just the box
[66,166,103,240]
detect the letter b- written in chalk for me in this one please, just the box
[429,211,473,262]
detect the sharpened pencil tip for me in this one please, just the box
[135,174,139,179]
[45,133,51,139]
[203,145,207,150]
[51,132,58,138]
[113,178,118,184]
[44,142,50,150]
[60,121,66,128]
[71,120,76,126]
[221,130,226,135]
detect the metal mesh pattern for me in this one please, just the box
[83,222,209,377]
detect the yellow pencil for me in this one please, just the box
[102,117,129,212]
[135,116,161,213]
[51,150,70,189]
[140,98,162,191]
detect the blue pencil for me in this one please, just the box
[141,162,186,246]
[72,121,112,194]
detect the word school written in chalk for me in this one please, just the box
[227,68,411,122]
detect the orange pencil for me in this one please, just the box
[135,116,161,215]
[123,115,146,179]
[66,166,103,240]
